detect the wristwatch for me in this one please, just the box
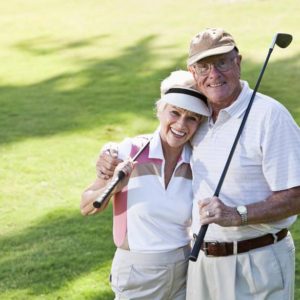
[236,205,248,225]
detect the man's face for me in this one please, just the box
[190,50,242,112]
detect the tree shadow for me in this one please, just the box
[0,207,115,297]
[3,34,298,146]
[0,34,184,145]
[1,208,299,298]
[242,52,300,120]
[13,34,110,56]
[290,223,300,294]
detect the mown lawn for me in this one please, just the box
[0,0,299,299]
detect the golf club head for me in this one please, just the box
[271,33,293,49]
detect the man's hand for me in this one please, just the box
[114,159,135,178]
[198,197,241,227]
[96,143,122,180]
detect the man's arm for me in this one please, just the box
[96,143,122,179]
[199,186,300,226]
[247,186,300,224]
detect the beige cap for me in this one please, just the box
[187,28,237,66]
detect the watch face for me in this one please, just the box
[238,206,247,214]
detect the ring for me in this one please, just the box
[206,210,211,217]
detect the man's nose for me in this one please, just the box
[208,63,222,77]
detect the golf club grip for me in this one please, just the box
[92,138,151,209]
[189,224,208,261]
[93,171,125,208]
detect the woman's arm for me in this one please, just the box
[80,178,111,216]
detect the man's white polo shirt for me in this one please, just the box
[191,81,300,241]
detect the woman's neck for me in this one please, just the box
[161,139,183,162]
[160,138,184,189]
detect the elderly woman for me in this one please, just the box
[80,70,209,300]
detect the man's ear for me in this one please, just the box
[188,66,199,83]
[188,66,196,78]
[236,54,242,68]
[236,55,242,78]
[188,66,201,91]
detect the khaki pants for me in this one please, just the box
[187,233,295,300]
[110,245,191,300]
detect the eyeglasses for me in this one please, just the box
[193,56,237,76]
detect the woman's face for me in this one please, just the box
[158,104,202,149]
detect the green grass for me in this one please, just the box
[0,0,300,299]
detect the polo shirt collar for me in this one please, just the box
[149,127,191,164]
[209,80,252,120]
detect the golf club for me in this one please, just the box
[93,138,151,209]
[189,32,293,262]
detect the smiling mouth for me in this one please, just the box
[210,82,224,87]
[171,128,186,137]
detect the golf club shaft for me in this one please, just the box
[93,138,151,209]
[189,46,274,262]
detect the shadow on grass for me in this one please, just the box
[0,207,114,298]
[1,209,300,298]
[1,34,299,145]
[0,34,185,144]
[241,52,300,120]
[290,223,300,296]
[14,35,110,56]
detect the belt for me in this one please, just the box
[200,228,288,257]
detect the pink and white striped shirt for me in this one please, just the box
[113,129,193,253]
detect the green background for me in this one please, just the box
[0,0,299,299]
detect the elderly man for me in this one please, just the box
[186,28,300,300]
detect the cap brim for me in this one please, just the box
[187,45,235,66]
[161,93,210,116]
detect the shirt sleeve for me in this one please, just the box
[262,103,300,191]
[100,138,133,161]
[117,138,133,160]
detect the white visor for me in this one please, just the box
[161,88,210,116]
